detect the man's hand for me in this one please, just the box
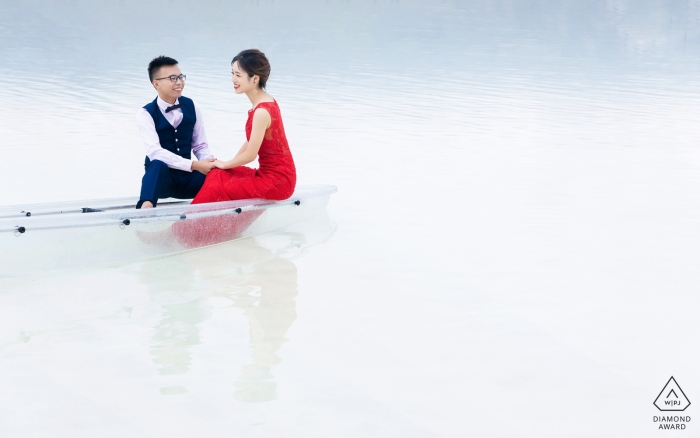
[191,158,216,175]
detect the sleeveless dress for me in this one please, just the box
[192,100,296,204]
[162,101,295,248]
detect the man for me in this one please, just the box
[136,56,215,209]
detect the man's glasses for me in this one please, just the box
[154,74,187,83]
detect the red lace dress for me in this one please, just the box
[161,101,295,248]
[192,100,296,203]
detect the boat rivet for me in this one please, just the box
[120,219,131,229]
[26,212,31,217]
[294,200,301,206]
[15,226,26,236]
[180,214,186,220]
[235,208,242,214]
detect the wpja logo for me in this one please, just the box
[652,377,691,430]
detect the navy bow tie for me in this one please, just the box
[165,103,182,113]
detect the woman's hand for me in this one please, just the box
[213,159,228,169]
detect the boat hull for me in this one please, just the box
[0,185,336,277]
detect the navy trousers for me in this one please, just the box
[137,160,205,208]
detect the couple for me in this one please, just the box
[136,50,296,210]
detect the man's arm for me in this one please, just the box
[191,103,215,161]
[136,109,195,172]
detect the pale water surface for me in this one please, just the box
[1,1,700,436]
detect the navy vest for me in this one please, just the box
[143,96,196,166]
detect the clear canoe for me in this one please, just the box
[0,184,337,277]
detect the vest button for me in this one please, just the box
[174,129,177,133]
[175,139,178,142]
[177,148,180,151]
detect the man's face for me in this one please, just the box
[152,65,184,102]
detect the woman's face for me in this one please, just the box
[231,61,256,94]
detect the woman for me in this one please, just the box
[191,49,296,204]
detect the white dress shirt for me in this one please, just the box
[136,97,214,172]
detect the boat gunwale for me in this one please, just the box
[0,185,337,233]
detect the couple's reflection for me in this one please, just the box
[137,214,335,402]
[229,250,298,402]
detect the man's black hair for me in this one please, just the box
[148,56,178,82]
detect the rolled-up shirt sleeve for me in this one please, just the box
[192,103,214,161]
[136,109,193,172]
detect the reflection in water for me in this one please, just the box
[231,252,298,402]
[150,299,209,376]
[138,254,209,378]
[0,214,335,406]
[137,213,335,401]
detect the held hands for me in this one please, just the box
[191,158,217,175]
[213,159,229,169]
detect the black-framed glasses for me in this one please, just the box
[154,74,186,83]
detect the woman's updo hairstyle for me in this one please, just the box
[232,49,271,89]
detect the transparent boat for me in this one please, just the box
[0,184,337,277]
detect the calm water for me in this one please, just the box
[1,1,700,436]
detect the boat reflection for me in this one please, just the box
[137,213,336,401]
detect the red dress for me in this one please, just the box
[192,100,296,204]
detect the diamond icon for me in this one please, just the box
[654,377,690,411]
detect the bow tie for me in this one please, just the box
[164,103,182,113]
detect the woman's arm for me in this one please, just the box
[214,108,272,170]
[232,142,249,160]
